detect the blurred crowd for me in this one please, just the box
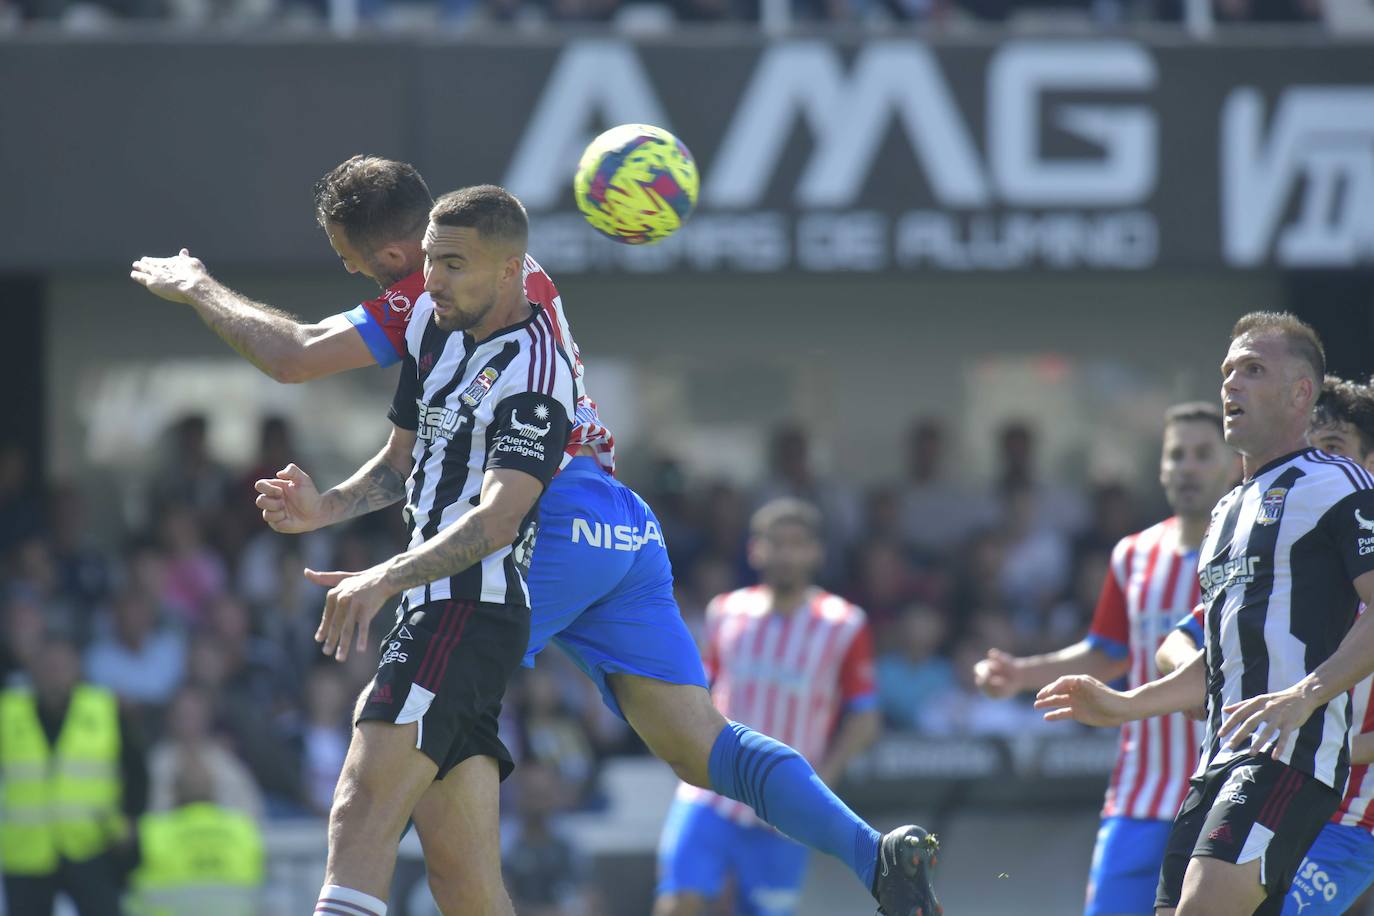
[0,0,1328,33]
[0,411,1152,910]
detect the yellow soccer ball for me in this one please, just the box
[573,124,699,245]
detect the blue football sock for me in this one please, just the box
[707,720,882,891]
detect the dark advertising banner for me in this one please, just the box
[2,37,1371,272]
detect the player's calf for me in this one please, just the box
[321,721,439,906]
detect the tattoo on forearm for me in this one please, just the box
[385,515,497,592]
[322,456,408,524]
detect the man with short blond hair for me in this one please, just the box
[1038,312,1374,916]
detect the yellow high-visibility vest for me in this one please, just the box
[0,684,124,875]
[129,803,265,916]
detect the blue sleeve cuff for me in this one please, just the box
[344,304,401,368]
[1084,633,1130,660]
[844,693,879,714]
[1175,616,1205,648]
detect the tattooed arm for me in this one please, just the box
[379,469,542,593]
[254,425,415,534]
[309,468,546,661]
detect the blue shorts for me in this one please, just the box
[1280,822,1374,915]
[525,457,708,720]
[1086,816,1173,916]
[657,797,809,916]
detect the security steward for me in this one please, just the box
[127,757,264,916]
[1,635,146,915]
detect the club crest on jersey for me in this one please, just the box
[1257,487,1287,526]
[459,368,501,407]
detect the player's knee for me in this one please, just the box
[329,770,401,841]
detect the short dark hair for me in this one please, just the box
[429,185,529,251]
[750,498,822,539]
[1231,311,1326,384]
[314,156,433,251]
[1164,401,1224,438]
[1314,375,1374,458]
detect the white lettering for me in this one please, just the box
[505,41,672,209]
[1222,87,1374,267]
[988,42,1157,205]
[572,517,603,548]
[705,41,988,209]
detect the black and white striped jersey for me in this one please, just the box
[1196,448,1374,790]
[387,292,574,609]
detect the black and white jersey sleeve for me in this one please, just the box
[392,295,577,611]
[1196,448,1374,791]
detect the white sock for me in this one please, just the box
[315,884,388,916]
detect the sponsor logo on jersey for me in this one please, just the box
[1356,508,1374,556]
[571,518,666,551]
[460,367,501,407]
[385,289,414,315]
[512,405,553,439]
[380,640,409,666]
[1256,487,1287,526]
[1200,556,1261,603]
[1293,856,1341,904]
[417,401,470,442]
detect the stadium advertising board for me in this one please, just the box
[0,38,1370,272]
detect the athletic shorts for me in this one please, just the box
[1085,815,1173,916]
[357,599,529,781]
[525,457,708,720]
[1156,754,1341,912]
[657,797,809,916]
[1279,822,1374,915]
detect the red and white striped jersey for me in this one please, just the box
[344,256,615,474]
[676,587,877,827]
[1336,670,1374,829]
[1086,517,1205,821]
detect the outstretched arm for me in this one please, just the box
[975,641,1129,698]
[1035,650,1208,728]
[254,426,414,533]
[131,249,374,382]
[309,468,546,661]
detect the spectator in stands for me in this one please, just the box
[0,635,147,916]
[84,587,187,711]
[753,423,860,586]
[148,684,264,821]
[916,612,1055,737]
[156,505,227,625]
[7,536,81,638]
[47,483,112,615]
[991,419,1087,535]
[844,538,939,637]
[897,418,990,558]
[185,632,303,812]
[516,667,602,810]
[877,604,955,730]
[0,443,41,556]
[996,483,1072,631]
[300,666,350,815]
[151,415,231,521]
[0,586,45,687]
[129,756,265,916]
[503,762,600,916]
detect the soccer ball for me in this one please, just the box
[573,124,699,245]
